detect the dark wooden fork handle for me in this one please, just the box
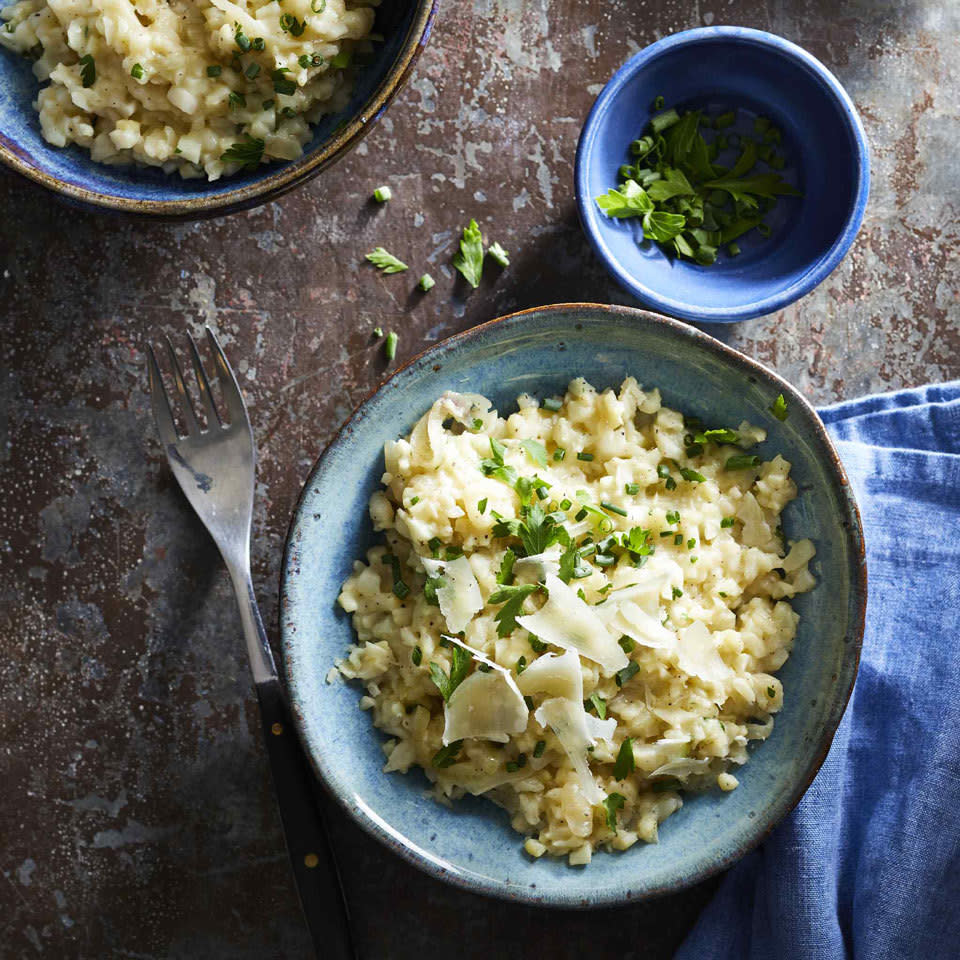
[255,677,357,960]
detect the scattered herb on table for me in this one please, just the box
[452,218,485,288]
[418,273,435,292]
[770,393,789,421]
[595,101,800,264]
[384,331,398,361]
[366,247,408,273]
[373,185,392,203]
[487,241,510,267]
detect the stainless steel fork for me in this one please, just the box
[148,328,355,960]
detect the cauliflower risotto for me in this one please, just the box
[0,0,379,179]
[336,378,816,864]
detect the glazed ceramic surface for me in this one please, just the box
[0,0,436,218]
[575,27,870,323]
[281,303,865,907]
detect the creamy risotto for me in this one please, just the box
[336,378,816,863]
[1,0,379,179]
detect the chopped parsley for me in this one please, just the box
[767,685,776,698]
[488,583,540,637]
[78,54,95,87]
[431,740,463,768]
[271,67,296,96]
[452,218,484,288]
[487,241,510,267]
[587,693,607,719]
[130,63,144,80]
[625,482,640,495]
[770,393,789,421]
[515,656,527,675]
[613,738,635,779]
[382,553,410,599]
[520,439,548,468]
[220,135,264,170]
[672,586,683,599]
[497,548,516,585]
[602,792,626,831]
[477,497,488,514]
[228,91,246,110]
[411,646,422,666]
[529,635,548,653]
[365,247,408,273]
[480,437,518,487]
[428,645,472,702]
[679,466,706,483]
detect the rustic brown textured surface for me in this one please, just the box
[1,0,957,957]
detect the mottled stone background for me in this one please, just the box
[1,0,957,957]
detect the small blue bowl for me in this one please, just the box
[575,27,870,323]
[0,0,436,218]
[281,302,866,907]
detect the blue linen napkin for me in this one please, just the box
[677,381,960,960]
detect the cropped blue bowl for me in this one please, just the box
[281,302,866,907]
[575,27,870,323]
[0,0,436,218]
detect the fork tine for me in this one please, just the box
[186,331,222,429]
[147,344,180,447]
[206,327,248,427]
[165,337,201,436]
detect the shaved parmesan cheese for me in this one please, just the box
[443,669,528,745]
[421,555,483,633]
[517,650,584,701]
[534,698,607,804]
[514,543,563,581]
[607,600,676,650]
[649,757,712,780]
[675,621,733,684]
[517,575,629,674]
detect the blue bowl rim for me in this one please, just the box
[280,301,867,907]
[0,0,439,219]
[574,26,872,323]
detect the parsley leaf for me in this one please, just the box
[770,393,788,421]
[428,645,472,702]
[431,740,463,768]
[480,437,518,487]
[487,241,510,267]
[643,210,686,243]
[220,135,265,170]
[703,172,802,208]
[488,583,540,637]
[78,54,96,88]
[452,218,484,288]
[602,792,626,831]
[613,738,635,779]
[365,247,409,274]
[587,693,607,719]
[596,179,654,218]
[497,547,516,585]
[645,167,696,202]
[520,439,548,468]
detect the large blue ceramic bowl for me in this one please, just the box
[281,303,866,907]
[575,27,870,323]
[0,0,436,218]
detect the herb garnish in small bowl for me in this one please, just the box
[595,101,801,265]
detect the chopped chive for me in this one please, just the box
[674,533,683,545]
[130,63,144,80]
[653,94,665,110]
[418,273,435,292]
[666,510,680,524]
[252,37,265,51]
[650,107,679,133]
[618,635,636,653]
[615,661,640,687]
[577,452,594,462]
[536,486,549,501]
[715,111,736,129]
[409,496,420,506]
[412,646,422,666]
[625,482,640,495]
[553,448,566,461]
[384,331,398,362]
[721,517,735,528]
[245,62,260,79]
[725,454,762,470]
[559,498,572,511]
[542,397,562,412]
[595,554,616,567]
[601,501,628,517]
[373,185,392,202]
[506,761,519,773]
[207,64,222,77]
[523,695,534,710]
[234,26,251,51]
[679,467,706,483]
[687,538,696,550]
[533,739,546,758]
